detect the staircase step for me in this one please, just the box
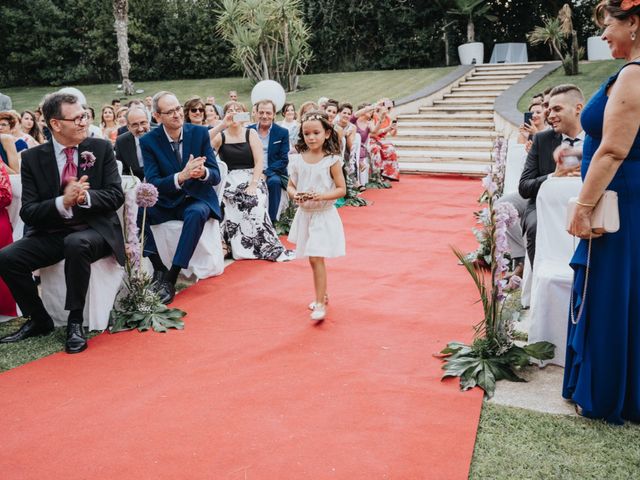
[399,161,491,176]
[433,98,495,105]
[395,139,493,151]
[453,85,510,92]
[401,112,494,120]
[463,80,519,86]
[445,91,502,98]
[397,150,492,161]
[396,130,496,139]
[395,120,495,130]
[469,74,527,81]
[420,105,494,112]
[473,69,537,75]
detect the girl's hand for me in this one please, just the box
[310,192,324,201]
[246,181,258,196]
[567,205,603,239]
[294,192,306,204]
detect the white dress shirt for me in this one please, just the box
[51,137,91,218]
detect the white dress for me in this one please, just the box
[287,154,346,258]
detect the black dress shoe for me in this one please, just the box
[65,323,87,354]
[157,280,176,305]
[0,319,54,343]
[152,270,165,287]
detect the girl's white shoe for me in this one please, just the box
[310,304,326,322]
[308,294,329,311]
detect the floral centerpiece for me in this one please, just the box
[110,180,186,333]
[438,137,555,397]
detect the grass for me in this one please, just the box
[517,59,625,112]
[3,67,456,114]
[471,402,640,479]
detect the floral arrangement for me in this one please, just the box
[110,180,186,333]
[438,137,554,397]
[79,151,96,170]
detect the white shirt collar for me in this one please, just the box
[162,125,183,144]
[562,131,585,142]
[51,136,77,157]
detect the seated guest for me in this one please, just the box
[278,102,299,151]
[370,99,399,181]
[518,101,547,147]
[205,103,222,128]
[115,106,129,133]
[211,101,293,261]
[205,96,223,117]
[140,91,221,304]
[0,111,34,152]
[0,92,125,353]
[20,110,45,144]
[0,163,16,317]
[248,99,290,222]
[0,133,20,174]
[184,97,206,126]
[114,107,150,180]
[229,90,238,102]
[324,99,339,124]
[84,106,104,139]
[519,84,585,266]
[111,98,121,109]
[116,100,147,136]
[100,105,118,143]
[35,107,52,142]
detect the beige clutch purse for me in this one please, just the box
[566,190,620,233]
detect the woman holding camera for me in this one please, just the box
[210,102,292,262]
[564,0,640,424]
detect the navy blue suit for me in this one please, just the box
[248,122,289,221]
[140,123,221,268]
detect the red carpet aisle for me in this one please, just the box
[0,176,484,479]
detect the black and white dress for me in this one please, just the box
[217,130,293,261]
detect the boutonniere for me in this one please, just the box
[80,151,96,170]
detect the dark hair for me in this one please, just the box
[532,92,544,100]
[595,0,640,27]
[42,92,80,129]
[528,102,543,112]
[111,98,121,105]
[338,102,353,113]
[100,104,116,128]
[20,110,44,143]
[184,96,205,124]
[549,84,585,102]
[295,110,341,155]
[281,102,296,119]
[84,105,95,119]
[357,102,369,111]
[325,99,339,111]
[222,101,246,114]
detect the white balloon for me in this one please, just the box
[57,87,87,106]
[251,80,286,112]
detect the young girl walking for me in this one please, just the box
[287,111,347,322]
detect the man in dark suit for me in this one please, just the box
[140,91,221,304]
[519,84,584,265]
[0,92,125,353]
[115,106,150,180]
[248,99,290,222]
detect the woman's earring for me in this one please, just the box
[632,32,637,41]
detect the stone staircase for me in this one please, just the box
[396,63,546,176]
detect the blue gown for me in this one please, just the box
[563,61,640,424]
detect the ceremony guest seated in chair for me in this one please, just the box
[0,92,125,354]
[0,162,16,317]
[519,84,585,266]
[248,99,290,222]
[115,106,150,180]
[140,91,221,304]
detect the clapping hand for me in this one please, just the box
[180,155,206,181]
[62,175,90,209]
[553,145,582,177]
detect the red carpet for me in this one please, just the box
[0,175,484,479]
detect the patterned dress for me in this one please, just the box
[370,115,400,181]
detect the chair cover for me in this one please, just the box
[149,161,227,280]
[489,43,528,64]
[8,174,23,241]
[528,177,582,366]
[39,175,139,331]
[504,139,527,195]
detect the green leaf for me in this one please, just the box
[476,361,497,398]
[486,359,525,383]
[439,341,468,356]
[523,342,556,361]
[442,355,481,378]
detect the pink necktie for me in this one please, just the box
[61,147,77,186]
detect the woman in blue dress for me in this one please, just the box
[564,0,640,424]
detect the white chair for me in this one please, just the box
[38,175,139,331]
[150,160,227,280]
[8,174,24,242]
[528,177,582,366]
[503,138,527,195]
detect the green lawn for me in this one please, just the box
[517,60,625,112]
[3,67,456,114]
[471,402,640,479]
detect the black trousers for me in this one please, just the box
[522,207,538,267]
[0,228,111,325]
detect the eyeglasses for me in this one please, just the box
[129,120,149,130]
[56,113,89,125]
[159,106,183,116]
[189,107,205,114]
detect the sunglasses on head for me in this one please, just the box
[190,107,205,113]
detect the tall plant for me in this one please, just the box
[113,0,134,95]
[216,0,312,92]
[439,138,555,397]
[448,0,497,43]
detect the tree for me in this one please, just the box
[448,0,497,43]
[216,0,312,91]
[113,0,134,95]
[527,17,566,61]
[559,3,580,76]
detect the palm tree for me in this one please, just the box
[527,17,566,61]
[558,3,580,75]
[448,0,497,44]
[113,0,134,96]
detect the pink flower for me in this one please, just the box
[136,183,159,208]
[79,151,96,170]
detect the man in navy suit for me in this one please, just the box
[248,99,290,222]
[140,91,221,304]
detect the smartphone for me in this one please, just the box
[384,99,394,108]
[523,112,533,126]
[391,119,398,125]
[233,112,250,123]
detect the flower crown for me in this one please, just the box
[621,0,640,11]
[302,113,326,122]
